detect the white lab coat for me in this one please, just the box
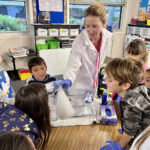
[64,28,112,96]
[130,126,150,150]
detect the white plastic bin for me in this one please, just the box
[36,28,48,36]
[48,29,59,36]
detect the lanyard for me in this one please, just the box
[93,33,102,88]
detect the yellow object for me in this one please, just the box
[147,19,150,25]
[138,12,146,21]
[18,72,31,80]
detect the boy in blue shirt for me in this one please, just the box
[26,56,56,85]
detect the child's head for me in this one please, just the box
[0,131,36,150]
[28,56,47,81]
[143,68,150,89]
[105,57,144,95]
[126,39,147,63]
[14,83,51,150]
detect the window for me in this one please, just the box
[0,0,28,32]
[69,0,125,30]
[70,4,89,25]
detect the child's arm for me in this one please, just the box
[119,132,133,148]
[0,89,15,105]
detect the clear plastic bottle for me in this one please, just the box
[102,89,107,105]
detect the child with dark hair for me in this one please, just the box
[0,131,36,150]
[0,83,51,150]
[100,57,150,150]
[26,56,56,85]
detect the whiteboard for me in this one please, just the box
[38,0,63,12]
[39,48,71,76]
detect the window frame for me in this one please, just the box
[0,0,30,33]
[69,0,126,31]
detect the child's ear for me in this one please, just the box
[140,52,146,58]
[122,83,131,91]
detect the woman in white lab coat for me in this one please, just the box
[55,2,112,96]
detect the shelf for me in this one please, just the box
[128,23,150,28]
[35,35,76,38]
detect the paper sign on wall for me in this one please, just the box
[38,0,63,12]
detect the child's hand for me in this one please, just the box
[100,141,126,150]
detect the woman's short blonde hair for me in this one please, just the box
[85,2,107,24]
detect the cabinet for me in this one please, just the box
[30,24,80,76]
[31,24,80,52]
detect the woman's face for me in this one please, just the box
[85,15,104,41]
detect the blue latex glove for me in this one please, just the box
[53,82,59,89]
[60,79,72,88]
[53,80,62,89]
[100,141,125,150]
[105,107,112,117]
[118,128,123,134]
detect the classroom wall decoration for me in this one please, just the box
[35,0,64,24]
[140,0,149,12]
[38,0,63,12]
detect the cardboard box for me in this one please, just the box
[100,105,118,126]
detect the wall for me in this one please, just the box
[0,0,34,70]
[111,0,140,57]
[0,0,140,71]
[66,0,140,57]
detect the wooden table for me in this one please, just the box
[46,120,123,150]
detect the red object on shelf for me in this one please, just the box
[19,69,30,73]
[131,17,138,23]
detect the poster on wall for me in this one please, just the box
[38,0,63,12]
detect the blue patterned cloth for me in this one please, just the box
[0,71,13,98]
[0,102,40,147]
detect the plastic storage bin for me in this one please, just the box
[69,29,79,36]
[18,69,31,81]
[46,40,60,49]
[59,28,68,36]
[36,43,48,52]
[48,29,59,36]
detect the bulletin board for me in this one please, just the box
[140,0,149,12]
[36,0,64,23]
